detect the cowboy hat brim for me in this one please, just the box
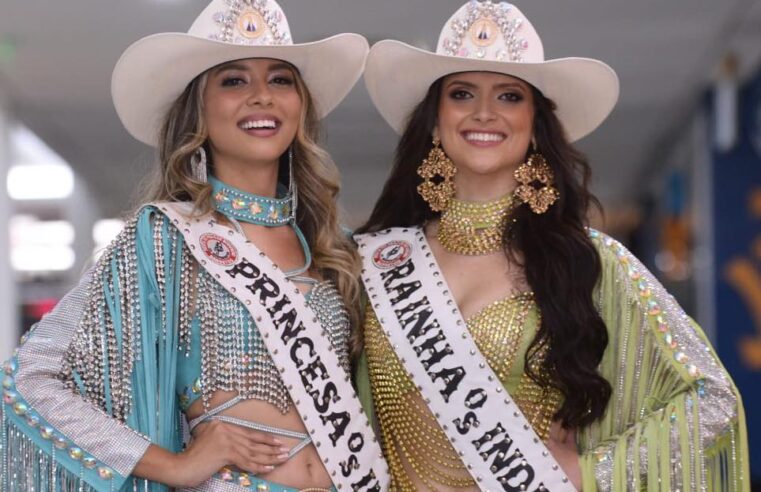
[112,32,368,146]
[364,39,619,142]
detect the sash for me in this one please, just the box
[157,203,389,491]
[356,227,576,492]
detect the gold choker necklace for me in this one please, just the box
[437,193,517,255]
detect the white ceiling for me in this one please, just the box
[1,0,761,223]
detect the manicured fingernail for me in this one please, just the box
[279,447,290,453]
[278,453,289,460]
[264,465,274,471]
[273,439,283,445]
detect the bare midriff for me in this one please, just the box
[186,390,332,489]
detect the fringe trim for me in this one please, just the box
[579,232,750,491]
[1,417,102,492]
[705,421,747,492]
[60,213,142,422]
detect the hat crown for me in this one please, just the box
[189,0,293,46]
[437,1,544,63]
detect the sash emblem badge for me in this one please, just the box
[199,233,238,266]
[372,240,412,269]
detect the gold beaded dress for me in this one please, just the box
[356,229,749,492]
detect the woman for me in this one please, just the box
[354,1,749,491]
[0,1,388,491]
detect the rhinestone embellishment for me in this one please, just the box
[588,229,704,382]
[441,1,528,62]
[210,176,294,226]
[210,0,290,46]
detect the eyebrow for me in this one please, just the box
[445,79,527,91]
[212,61,295,75]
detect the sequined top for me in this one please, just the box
[176,267,351,414]
[364,292,563,490]
[70,205,351,417]
[355,227,749,492]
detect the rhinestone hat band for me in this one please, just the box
[206,0,292,46]
[439,0,532,62]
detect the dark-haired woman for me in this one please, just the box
[353,2,749,491]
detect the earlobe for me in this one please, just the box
[432,126,440,141]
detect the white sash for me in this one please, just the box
[157,203,389,491]
[356,227,575,492]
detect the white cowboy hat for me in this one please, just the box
[112,0,369,147]
[364,0,619,142]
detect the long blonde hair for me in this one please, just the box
[141,63,362,330]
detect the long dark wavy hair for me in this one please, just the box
[357,76,612,429]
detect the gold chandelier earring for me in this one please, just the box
[417,135,457,212]
[514,145,559,214]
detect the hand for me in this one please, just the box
[546,421,582,491]
[134,420,289,488]
[175,420,291,487]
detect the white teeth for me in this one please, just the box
[464,132,505,142]
[240,119,277,130]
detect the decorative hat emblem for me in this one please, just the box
[439,0,530,62]
[470,18,498,47]
[238,10,265,39]
[207,0,291,46]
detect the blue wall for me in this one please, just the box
[711,68,761,480]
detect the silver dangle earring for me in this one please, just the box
[287,147,298,222]
[191,146,208,183]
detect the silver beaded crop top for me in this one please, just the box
[176,254,352,414]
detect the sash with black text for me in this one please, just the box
[356,227,575,492]
[158,203,389,491]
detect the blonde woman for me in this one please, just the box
[0,1,388,491]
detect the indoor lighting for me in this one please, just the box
[10,216,76,272]
[6,125,75,200]
[713,54,739,152]
[92,218,125,260]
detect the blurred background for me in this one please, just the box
[1,0,760,485]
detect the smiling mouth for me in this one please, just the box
[239,119,280,130]
[462,131,506,143]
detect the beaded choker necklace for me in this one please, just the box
[437,193,517,255]
[210,176,294,226]
[210,176,311,278]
